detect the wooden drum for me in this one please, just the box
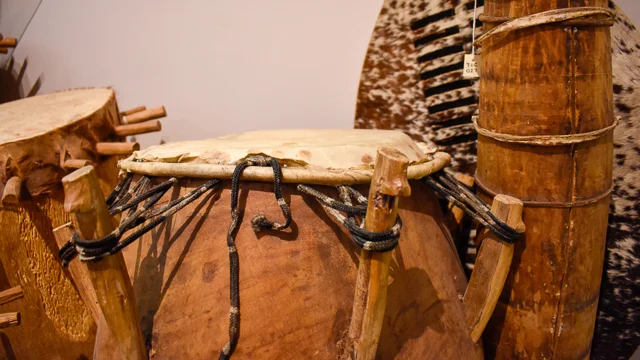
[0,88,131,359]
[84,129,503,359]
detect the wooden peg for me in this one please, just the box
[347,147,411,360]
[62,166,147,360]
[114,120,162,137]
[0,48,7,54]
[121,106,166,124]
[463,194,525,343]
[63,159,92,170]
[0,38,16,47]
[96,142,140,156]
[53,222,102,323]
[2,177,22,205]
[0,313,20,329]
[120,106,147,117]
[0,286,23,306]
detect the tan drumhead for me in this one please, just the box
[0,88,115,145]
[120,129,450,184]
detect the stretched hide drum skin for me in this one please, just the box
[94,180,483,359]
[0,89,123,359]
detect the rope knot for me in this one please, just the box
[251,213,273,231]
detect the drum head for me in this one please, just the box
[0,88,115,145]
[121,129,450,184]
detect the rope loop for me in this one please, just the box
[297,184,402,252]
[59,175,220,265]
[422,170,523,244]
[475,7,615,46]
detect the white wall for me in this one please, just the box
[0,0,41,66]
[8,0,640,148]
[12,0,383,147]
[617,0,640,25]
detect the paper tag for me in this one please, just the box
[463,54,480,79]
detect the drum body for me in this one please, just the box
[0,89,123,359]
[93,129,484,359]
[95,179,482,359]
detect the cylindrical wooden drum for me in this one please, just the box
[477,2,614,359]
[94,129,484,359]
[0,88,127,359]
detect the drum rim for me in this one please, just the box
[118,152,450,185]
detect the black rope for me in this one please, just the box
[59,176,220,265]
[422,170,523,243]
[297,184,402,252]
[105,172,133,207]
[220,156,292,360]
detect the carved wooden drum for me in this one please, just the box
[0,88,141,359]
[83,129,492,359]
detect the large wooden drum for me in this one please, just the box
[0,88,127,359]
[94,129,485,359]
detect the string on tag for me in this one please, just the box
[471,0,478,55]
[463,0,481,79]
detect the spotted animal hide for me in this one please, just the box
[355,1,639,358]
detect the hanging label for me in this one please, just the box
[463,54,480,79]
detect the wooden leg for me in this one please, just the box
[347,147,411,360]
[62,166,147,360]
[463,194,525,342]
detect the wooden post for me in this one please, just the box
[0,286,23,306]
[121,106,166,124]
[462,194,525,342]
[2,177,22,205]
[478,1,613,358]
[0,38,17,47]
[114,120,162,137]
[120,106,147,117]
[0,313,20,329]
[53,223,102,323]
[96,142,140,156]
[347,147,411,360]
[62,166,147,360]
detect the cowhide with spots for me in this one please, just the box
[355,1,639,358]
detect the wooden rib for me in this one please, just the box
[53,222,102,323]
[0,313,20,329]
[63,159,92,170]
[114,120,161,137]
[0,286,23,306]
[96,142,140,156]
[347,147,411,359]
[26,76,42,98]
[463,194,525,343]
[2,177,22,205]
[120,106,147,117]
[122,106,166,124]
[62,166,147,360]
[5,56,13,72]
[0,38,17,47]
